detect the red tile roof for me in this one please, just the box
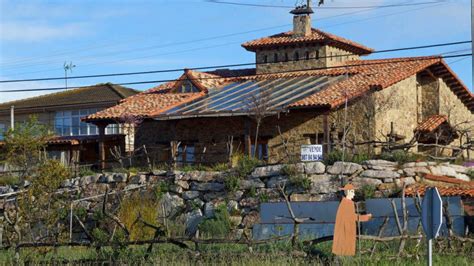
[242,28,373,55]
[415,115,448,133]
[405,184,474,197]
[85,56,474,122]
[423,173,474,187]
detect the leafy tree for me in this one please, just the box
[3,116,51,183]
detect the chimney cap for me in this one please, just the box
[290,5,314,15]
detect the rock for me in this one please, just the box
[229,216,243,227]
[124,184,142,190]
[362,160,398,168]
[203,192,227,202]
[152,170,167,176]
[304,162,326,174]
[169,185,183,194]
[204,202,215,217]
[378,183,397,190]
[192,198,205,208]
[183,190,200,200]
[455,174,470,182]
[361,170,400,179]
[98,174,113,183]
[295,163,305,174]
[251,164,284,178]
[187,171,220,182]
[113,173,127,183]
[230,228,244,239]
[266,175,289,188]
[242,211,259,228]
[190,182,225,192]
[239,197,259,208]
[308,175,339,194]
[429,165,457,178]
[175,180,190,190]
[130,175,147,184]
[444,164,468,174]
[290,193,337,201]
[80,175,95,186]
[229,191,244,201]
[383,178,394,183]
[395,177,416,187]
[185,209,203,237]
[239,178,265,190]
[61,179,73,187]
[162,192,184,218]
[403,166,431,176]
[327,162,362,175]
[227,200,239,213]
[0,186,10,194]
[351,177,382,187]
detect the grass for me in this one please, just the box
[0,239,470,265]
[0,175,19,186]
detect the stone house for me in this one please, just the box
[0,83,138,168]
[84,6,474,167]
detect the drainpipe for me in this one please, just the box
[10,106,14,131]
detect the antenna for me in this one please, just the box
[63,61,76,90]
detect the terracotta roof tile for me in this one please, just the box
[242,28,373,55]
[423,173,474,187]
[405,184,474,197]
[415,115,448,133]
[86,56,474,121]
[290,56,444,109]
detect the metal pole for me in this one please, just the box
[10,106,14,130]
[471,0,473,86]
[427,238,432,266]
[69,202,73,241]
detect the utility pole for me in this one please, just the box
[10,105,14,131]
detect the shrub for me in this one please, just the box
[117,193,159,241]
[351,153,370,164]
[355,184,376,201]
[323,150,343,165]
[0,175,19,186]
[289,175,311,191]
[33,159,70,194]
[281,164,298,177]
[154,181,170,200]
[224,174,240,192]
[467,169,474,180]
[211,163,229,172]
[92,228,109,244]
[236,156,261,177]
[198,204,231,238]
[379,150,420,164]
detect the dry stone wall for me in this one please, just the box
[2,160,471,238]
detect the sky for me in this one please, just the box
[0,0,472,103]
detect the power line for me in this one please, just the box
[0,40,470,84]
[0,53,470,93]
[204,0,446,9]
[0,0,447,73]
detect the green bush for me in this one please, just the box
[92,228,109,244]
[211,163,229,172]
[289,175,311,191]
[236,156,261,177]
[198,204,231,238]
[467,169,474,180]
[281,164,298,177]
[154,181,170,200]
[323,150,343,165]
[379,150,421,164]
[224,174,240,192]
[0,175,19,186]
[351,153,370,164]
[355,184,376,201]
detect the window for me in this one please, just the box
[263,55,268,64]
[294,51,299,61]
[284,53,289,62]
[55,109,117,136]
[274,53,278,62]
[305,51,310,60]
[0,123,5,140]
[251,143,268,161]
[177,80,199,93]
[316,50,319,60]
[177,144,195,165]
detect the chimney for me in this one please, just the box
[290,0,313,37]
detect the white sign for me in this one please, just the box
[300,145,323,162]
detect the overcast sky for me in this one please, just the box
[0,0,472,103]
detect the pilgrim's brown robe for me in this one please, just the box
[332,197,371,256]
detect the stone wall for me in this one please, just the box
[3,160,468,238]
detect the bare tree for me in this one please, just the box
[245,89,272,158]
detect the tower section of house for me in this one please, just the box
[242,5,373,74]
